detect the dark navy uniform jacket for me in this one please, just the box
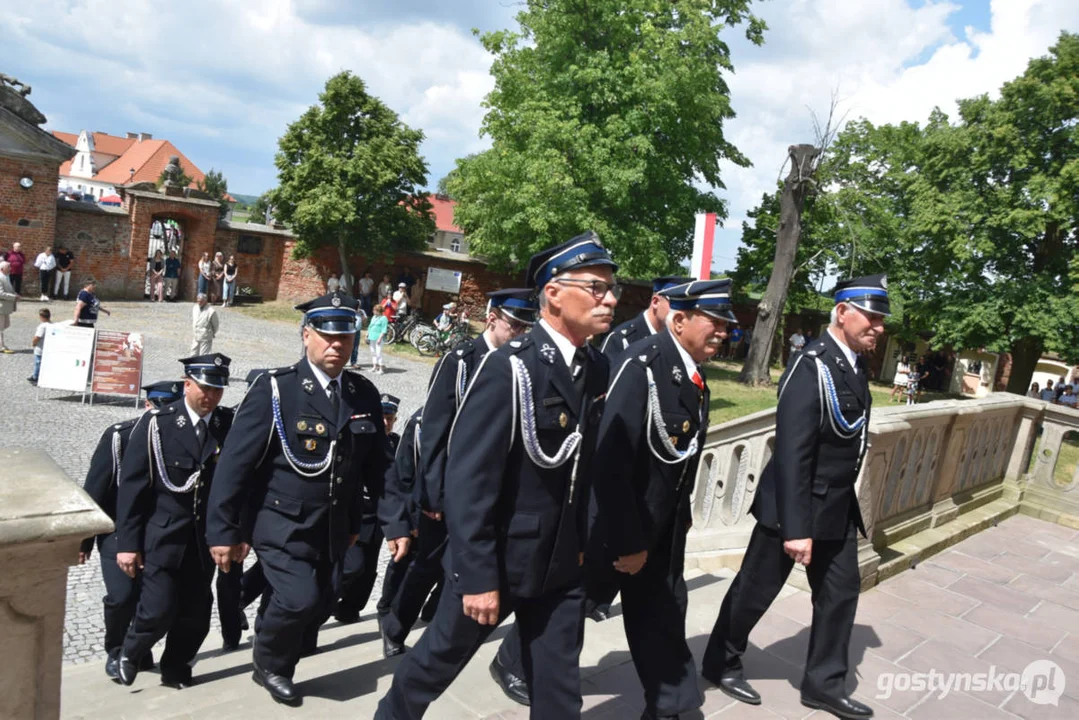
[115,400,235,568]
[80,417,139,555]
[419,334,490,514]
[591,330,710,559]
[444,323,609,598]
[379,408,423,539]
[599,312,653,360]
[751,331,870,541]
[206,357,388,563]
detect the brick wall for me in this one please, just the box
[212,227,286,301]
[0,155,64,295]
[127,192,220,300]
[54,203,133,297]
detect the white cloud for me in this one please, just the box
[713,0,1079,272]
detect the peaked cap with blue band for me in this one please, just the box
[380,393,401,414]
[652,275,694,295]
[142,379,184,407]
[660,279,738,324]
[832,274,890,317]
[179,353,231,389]
[486,288,536,325]
[295,291,360,334]
[525,231,619,289]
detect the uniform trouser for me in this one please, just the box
[618,519,704,716]
[241,559,268,610]
[122,544,215,681]
[253,546,335,677]
[216,563,245,646]
[190,337,213,355]
[703,522,860,699]
[336,525,385,615]
[98,534,142,656]
[375,582,586,720]
[380,514,447,644]
[377,544,414,619]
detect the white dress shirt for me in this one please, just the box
[308,360,343,397]
[827,327,859,374]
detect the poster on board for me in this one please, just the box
[426,267,463,294]
[91,330,145,398]
[37,324,95,392]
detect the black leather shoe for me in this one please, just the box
[116,655,137,686]
[800,693,874,719]
[222,638,240,652]
[379,618,405,658]
[104,654,119,680]
[587,604,611,622]
[252,662,301,706]
[161,674,196,690]
[703,667,761,706]
[489,656,531,706]
[334,603,361,625]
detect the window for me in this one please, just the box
[237,234,263,255]
[450,235,461,253]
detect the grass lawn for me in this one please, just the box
[1029,431,1079,485]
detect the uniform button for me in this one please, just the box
[274,499,280,506]
[336,477,342,484]
[338,433,343,440]
[336,455,342,463]
[332,499,338,506]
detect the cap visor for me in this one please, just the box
[308,319,358,334]
[701,308,739,324]
[849,299,891,317]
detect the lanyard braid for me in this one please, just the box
[815,357,867,438]
[111,429,123,486]
[270,375,336,477]
[509,355,582,469]
[455,358,468,408]
[644,367,699,465]
[148,416,201,493]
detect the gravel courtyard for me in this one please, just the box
[0,298,432,665]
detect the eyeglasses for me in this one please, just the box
[553,278,622,299]
[498,311,529,334]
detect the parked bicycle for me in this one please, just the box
[414,320,472,357]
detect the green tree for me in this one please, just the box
[249,190,274,225]
[448,0,765,276]
[272,71,435,287]
[196,168,231,219]
[155,166,193,189]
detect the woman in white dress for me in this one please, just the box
[891,355,911,402]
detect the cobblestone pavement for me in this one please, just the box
[0,298,432,666]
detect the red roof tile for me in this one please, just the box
[428,194,461,233]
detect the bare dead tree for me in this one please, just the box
[738,94,844,386]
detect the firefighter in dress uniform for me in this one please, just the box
[113,355,234,689]
[79,379,184,680]
[702,275,889,720]
[598,275,692,360]
[590,279,735,719]
[375,231,618,720]
[205,292,395,706]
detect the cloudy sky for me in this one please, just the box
[2,0,1076,272]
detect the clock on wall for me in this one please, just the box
[19,175,34,189]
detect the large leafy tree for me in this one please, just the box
[272,72,435,287]
[448,0,765,276]
[196,168,231,219]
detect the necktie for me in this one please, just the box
[691,369,705,392]
[571,347,588,394]
[328,380,340,416]
[195,419,206,452]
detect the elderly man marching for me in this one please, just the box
[206,292,393,706]
[376,231,619,719]
[113,355,234,689]
[702,275,889,720]
[590,280,734,720]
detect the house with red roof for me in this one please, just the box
[53,129,232,203]
[425,193,470,256]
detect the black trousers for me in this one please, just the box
[375,583,586,720]
[703,522,860,698]
[253,546,335,677]
[98,534,142,656]
[380,514,447,643]
[122,543,215,681]
[241,558,268,610]
[377,543,414,619]
[216,563,245,646]
[336,526,385,615]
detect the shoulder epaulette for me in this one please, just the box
[216,405,236,418]
[630,340,662,367]
[112,417,140,431]
[452,339,476,358]
[150,404,177,416]
[802,340,827,358]
[506,334,533,355]
[266,364,297,377]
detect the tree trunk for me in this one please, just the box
[739,144,821,385]
[336,239,353,296]
[1004,335,1044,395]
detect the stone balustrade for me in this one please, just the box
[685,393,1079,591]
[0,449,113,720]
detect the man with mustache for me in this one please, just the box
[591,279,734,719]
[376,231,618,719]
[702,275,890,720]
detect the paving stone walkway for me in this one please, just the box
[57,513,1079,719]
[0,298,431,665]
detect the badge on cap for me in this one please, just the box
[214,356,222,367]
[176,415,187,428]
[881,276,888,289]
[304,438,317,451]
[171,383,179,393]
[559,412,568,428]
[332,296,342,308]
[302,378,314,393]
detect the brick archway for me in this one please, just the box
[126,190,219,301]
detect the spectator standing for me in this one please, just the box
[727,325,744,360]
[391,282,409,319]
[367,304,388,374]
[164,250,182,301]
[1055,376,1067,401]
[358,271,375,315]
[222,255,238,307]
[349,306,369,368]
[787,328,806,365]
[397,267,416,299]
[1059,385,1077,408]
[34,246,56,301]
[28,308,51,384]
[891,356,911,402]
[1040,380,1056,402]
[1027,382,1040,398]
[0,261,16,353]
[197,252,211,296]
[210,252,225,304]
[378,273,393,302]
[53,245,75,299]
[7,242,25,294]
[149,250,166,302]
[190,293,219,354]
[327,274,340,294]
[74,279,110,328]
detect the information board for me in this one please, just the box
[36,324,95,392]
[91,330,145,397]
[426,267,462,294]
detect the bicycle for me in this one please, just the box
[414,320,472,357]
